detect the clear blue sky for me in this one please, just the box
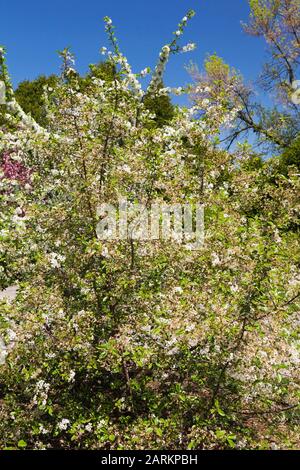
[2,0,266,98]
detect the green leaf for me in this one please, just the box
[214,399,226,417]
[18,440,27,448]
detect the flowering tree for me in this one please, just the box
[188,0,300,153]
[0,10,299,450]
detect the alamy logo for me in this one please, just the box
[291,80,300,105]
[96,200,204,250]
[0,81,6,104]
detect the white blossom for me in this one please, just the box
[57,419,70,431]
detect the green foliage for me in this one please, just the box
[83,61,117,86]
[143,85,174,127]
[280,136,300,172]
[14,64,174,129]
[15,75,59,126]
[204,54,231,81]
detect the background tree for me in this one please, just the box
[14,75,59,127]
[189,0,300,168]
[143,84,174,127]
[13,62,174,128]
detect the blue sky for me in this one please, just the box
[1,0,267,98]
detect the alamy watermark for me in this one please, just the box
[96,200,204,250]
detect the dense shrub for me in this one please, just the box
[0,12,299,450]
